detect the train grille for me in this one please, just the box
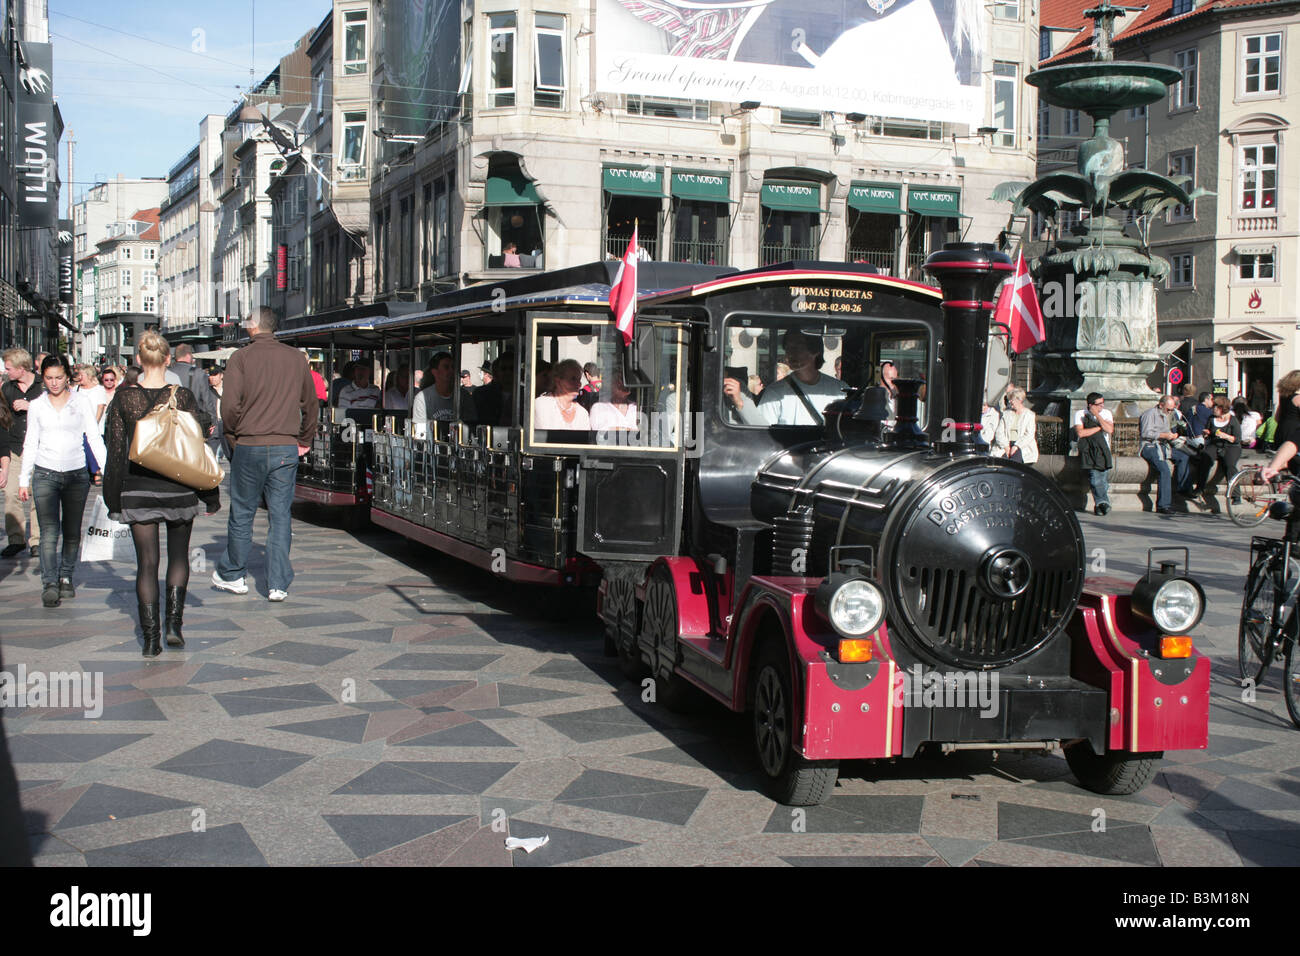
[905,565,1076,667]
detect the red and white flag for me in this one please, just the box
[610,224,638,346]
[993,250,1046,355]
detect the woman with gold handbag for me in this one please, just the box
[103,332,221,657]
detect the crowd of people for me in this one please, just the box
[0,306,318,654]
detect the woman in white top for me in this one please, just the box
[991,387,1039,464]
[75,364,108,425]
[18,355,107,607]
[533,359,591,432]
[590,370,639,434]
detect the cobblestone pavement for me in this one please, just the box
[3,487,1299,867]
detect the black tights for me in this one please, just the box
[130,520,193,606]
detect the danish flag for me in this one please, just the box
[993,250,1046,355]
[610,224,638,346]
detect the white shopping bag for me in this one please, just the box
[81,497,132,562]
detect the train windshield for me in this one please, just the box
[722,315,929,428]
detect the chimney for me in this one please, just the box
[923,242,1012,453]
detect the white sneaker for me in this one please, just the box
[212,571,249,595]
[268,589,288,602]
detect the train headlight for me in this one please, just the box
[1131,563,1205,634]
[816,574,885,638]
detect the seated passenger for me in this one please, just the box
[534,359,591,431]
[472,352,514,426]
[337,364,382,409]
[590,370,638,432]
[535,360,553,398]
[329,361,356,406]
[383,367,411,411]
[502,241,522,268]
[411,351,477,438]
[754,330,846,426]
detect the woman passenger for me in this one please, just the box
[590,370,638,432]
[104,332,220,657]
[533,359,590,431]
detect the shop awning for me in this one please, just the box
[485,168,542,205]
[671,170,731,203]
[848,182,902,214]
[603,165,663,197]
[761,180,822,213]
[907,187,963,217]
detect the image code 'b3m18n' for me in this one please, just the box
[273,243,1211,805]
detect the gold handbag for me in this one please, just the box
[129,386,224,491]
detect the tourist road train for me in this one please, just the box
[268,244,1210,805]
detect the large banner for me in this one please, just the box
[596,0,984,124]
[17,41,57,230]
[383,0,462,138]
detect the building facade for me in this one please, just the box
[93,207,160,364]
[72,176,167,360]
[355,0,1039,307]
[1039,0,1300,406]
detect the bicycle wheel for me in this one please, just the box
[1285,633,1300,729]
[1228,468,1274,527]
[1239,558,1281,684]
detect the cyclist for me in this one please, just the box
[1259,369,1300,537]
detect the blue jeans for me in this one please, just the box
[1084,467,1111,509]
[1141,445,1172,510]
[31,466,91,587]
[217,444,298,592]
[1170,449,1193,494]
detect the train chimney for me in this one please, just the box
[923,243,1013,453]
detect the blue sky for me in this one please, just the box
[50,0,331,210]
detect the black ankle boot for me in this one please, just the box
[164,586,187,648]
[140,603,162,658]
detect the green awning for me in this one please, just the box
[848,182,902,214]
[603,165,663,197]
[485,169,541,205]
[671,170,731,202]
[761,180,821,212]
[907,187,961,217]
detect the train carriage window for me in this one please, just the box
[527,314,685,452]
[723,315,929,428]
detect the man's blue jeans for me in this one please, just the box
[1141,445,1173,510]
[1084,467,1111,509]
[217,444,298,592]
[31,466,91,587]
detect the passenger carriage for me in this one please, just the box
[278,246,1212,806]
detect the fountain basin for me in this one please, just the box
[1028,62,1182,111]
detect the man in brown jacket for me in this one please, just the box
[213,307,319,601]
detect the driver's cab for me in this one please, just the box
[719,315,930,433]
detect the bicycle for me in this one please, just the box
[1227,464,1297,528]
[1238,533,1300,727]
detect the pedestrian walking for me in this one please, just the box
[170,343,219,440]
[17,355,106,607]
[103,332,221,657]
[1073,392,1114,515]
[212,306,319,602]
[2,348,43,557]
[206,365,226,461]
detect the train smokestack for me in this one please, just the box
[923,243,1013,452]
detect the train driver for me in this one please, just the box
[752,330,847,426]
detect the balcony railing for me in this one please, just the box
[668,239,726,265]
[760,243,816,265]
[846,248,898,275]
[605,235,658,260]
[904,251,928,281]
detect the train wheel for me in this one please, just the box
[751,646,838,806]
[1064,742,1162,795]
[603,575,647,680]
[640,569,698,712]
